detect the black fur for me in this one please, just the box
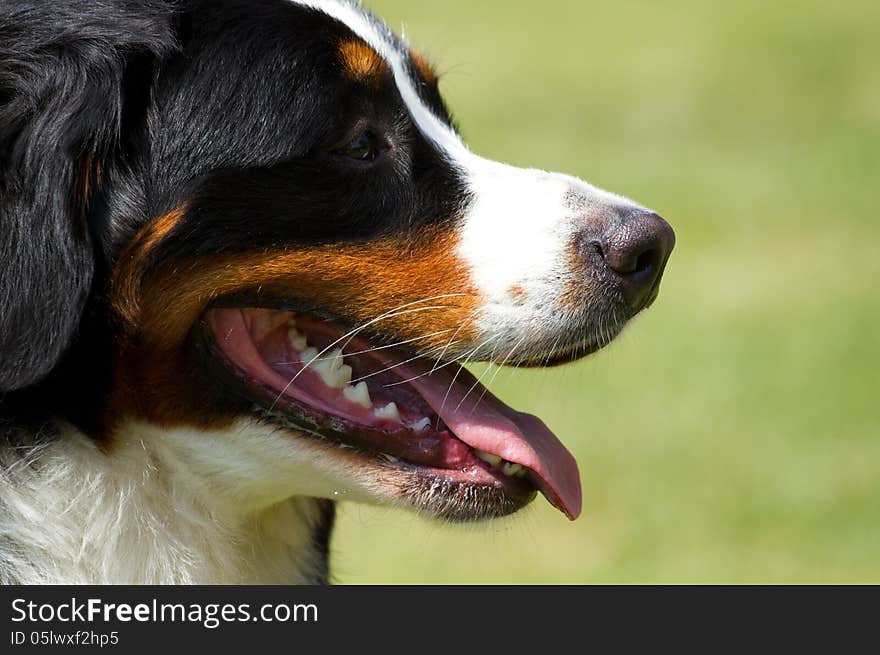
[2,0,465,404]
[311,499,336,584]
[0,0,177,392]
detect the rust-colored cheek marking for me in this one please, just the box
[105,205,217,433]
[107,218,480,431]
[112,206,187,327]
[132,229,480,351]
[338,38,390,85]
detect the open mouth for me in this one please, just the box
[205,307,582,520]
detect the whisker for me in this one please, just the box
[454,336,505,413]
[380,342,466,388]
[270,328,454,366]
[438,342,485,420]
[338,328,453,359]
[542,332,562,367]
[469,334,528,413]
[431,311,476,373]
[268,296,463,411]
[338,294,466,352]
[376,309,477,388]
[375,312,480,390]
[348,340,456,384]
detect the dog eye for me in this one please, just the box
[335,131,383,161]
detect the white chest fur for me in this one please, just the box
[0,422,329,585]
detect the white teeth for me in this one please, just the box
[476,451,527,478]
[317,362,353,389]
[300,347,319,365]
[374,402,401,423]
[335,365,354,387]
[502,462,526,478]
[287,328,308,352]
[311,348,352,389]
[325,348,344,372]
[476,451,502,467]
[298,347,352,389]
[412,417,432,432]
[343,381,372,409]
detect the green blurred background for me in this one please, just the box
[332,0,880,583]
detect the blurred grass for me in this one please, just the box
[332,0,880,583]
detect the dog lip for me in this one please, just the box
[508,333,616,368]
[203,306,583,520]
[201,311,473,470]
[199,308,521,468]
[200,313,540,516]
[258,391,540,518]
[511,343,603,368]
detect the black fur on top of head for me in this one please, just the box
[0,0,177,392]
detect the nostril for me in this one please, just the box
[601,212,673,277]
[633,248,659,275]
[597,210,675,311]
[604,241,657,276]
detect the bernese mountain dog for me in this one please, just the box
[0,0,674,584]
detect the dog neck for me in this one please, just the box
[0,421,334,584]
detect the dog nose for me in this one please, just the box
[600,210,675,311]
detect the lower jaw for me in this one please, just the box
[203,324,539,520]
[513,342,604,368]
[400,468,538,521]
[256,404,538,520]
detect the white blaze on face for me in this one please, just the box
[457,157,650,354]
[286,0,649,354]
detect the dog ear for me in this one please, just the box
[0,2,176,392]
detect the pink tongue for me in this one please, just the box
[396,359,583,520]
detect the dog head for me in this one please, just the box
[1,0,674,522]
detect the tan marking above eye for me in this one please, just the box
[337,38,389,84]
[410,50,438,87]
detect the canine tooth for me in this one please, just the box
[412,417,432,432]
[336,364,353,386]
[343,382,372,409]
[374,402,401,423]
[313,359,352,389]
[502,461,524,477]
[287,328,308,351]
[326,348,344,372]
[311,349,351,389]
[476,451,502,467]
[300,347,319,365]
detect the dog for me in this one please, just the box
[0,0,674,584]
